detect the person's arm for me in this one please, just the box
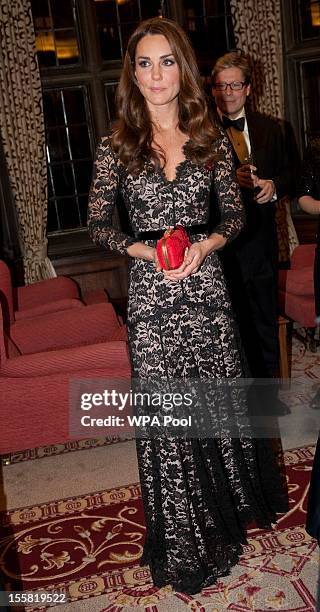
[164,134,245,280]
[88,137,155,262]
[126,241,156,261]
[211,133,245,242]
[268,120,297,200]
[297,147,319,214]
[298,195,320,215]
[254,178,276,204]
[255,119,299,204]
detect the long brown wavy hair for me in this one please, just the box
[112,17,220,175]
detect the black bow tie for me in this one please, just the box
[222,116,245,131]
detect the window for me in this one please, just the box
[282,0,320,242]
[301,59,320,140]
[31,0,234,243]
[183,0,234,75]
[298,0,320,41]
[45,87,94,232]
[95,0,163,61]
[32,0,80,67]
[31,0,164,236]
[282,0,320,151]
[104,82,119,123]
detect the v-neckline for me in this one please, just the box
[158,157,190,185]
[157,139,191,184]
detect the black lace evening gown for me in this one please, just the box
[88,133,287,594]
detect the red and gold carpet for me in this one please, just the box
[0,445,318,611]
[1,436,133,466]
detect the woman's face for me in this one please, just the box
[134,34,180,110]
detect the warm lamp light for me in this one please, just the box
[94,0,131,3]
[311,0,320,26]
[35,32,78,59]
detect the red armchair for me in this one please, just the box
[0,259,109,325]
[7,302,127,355]
[278,244,317,350]
[0,303,131,455]
[0,260,84,324]
[0,260,126,355]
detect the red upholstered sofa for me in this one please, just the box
[0,259,126,355]
[0,259,109,324]
[0,302,131,455]
[7,302,127,355]
[278,244,317,349]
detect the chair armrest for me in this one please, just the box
[14,276,80,310]
[10,303,124,354]
[82,289,109,304]
[14,298,84,320]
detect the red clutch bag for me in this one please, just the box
[156,226,191,271]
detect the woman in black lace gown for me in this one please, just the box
[88,17,287,594]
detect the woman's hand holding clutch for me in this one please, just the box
[162,233,227,281]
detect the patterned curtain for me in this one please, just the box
[230,0,299,260]
[230,0,284,118]
[0,139,21,265]
[0,0,55,283]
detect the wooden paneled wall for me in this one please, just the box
[52,252,128,299]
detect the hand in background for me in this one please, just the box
[236,164,257,190]
[298,195,320,215]
[254,179,275,204]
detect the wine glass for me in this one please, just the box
[242,154,259,192]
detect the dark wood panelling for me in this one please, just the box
[52,251,128,299]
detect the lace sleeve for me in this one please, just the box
[212,134,245,243]
[87,137,136,254]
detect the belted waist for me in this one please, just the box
[135,223,208,241]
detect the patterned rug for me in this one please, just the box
[1,437,134,467]
[291,328,320,381]
[0,445,318,611]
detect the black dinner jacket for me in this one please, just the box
[210,107,299,254]
[245,110,296,201]
[211,107,297,201]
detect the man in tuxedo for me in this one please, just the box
[211,51,295,384]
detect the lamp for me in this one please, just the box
[311,0,320,26]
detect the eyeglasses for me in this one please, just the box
[213,81,247,91]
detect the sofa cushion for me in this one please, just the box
[14,298,84,320]
[10,302,123,355]
[14,275,80,309]
[82,289,109,304]
[0,340,131,378]
[4,332,21,358]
